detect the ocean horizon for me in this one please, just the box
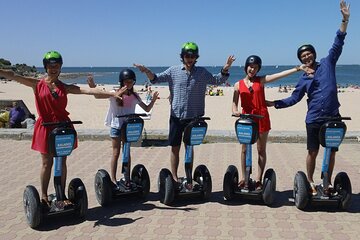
[38,64,360,88]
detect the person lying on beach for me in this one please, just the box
[87,69,158,187]
[233,55,311,190]
[268,0,350,196]
[0,51,122,207]
[134,42,236,188]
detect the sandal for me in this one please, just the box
[238,180,245,189]
[41,198,51,209]
[63,199,73,207]
[310,182,317,196]
[184,183,193,191]
[119,178,131,190]
[323,183,335,196]
[255,181,263,190]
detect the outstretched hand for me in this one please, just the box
[133,63,148,73]
[266,100,275,107]
[152,91,159,102]
[299,64,315,74]
[232,111,241,117]
[223,55,236,71]
[340,0,350,20]
[113,86,127,99]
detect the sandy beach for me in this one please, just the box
[1,80,360,133]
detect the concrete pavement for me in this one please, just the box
[0,134,359,239]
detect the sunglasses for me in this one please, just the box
[248,86,254,93]
[184,54,197,59]
[51,90,59,99]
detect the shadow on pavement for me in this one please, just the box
[214,190,294,208]
[34,214,86,231]
[86,192,196,227]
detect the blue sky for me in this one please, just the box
[2,0,359,67]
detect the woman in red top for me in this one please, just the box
[232,55,311,190]
[0,51,121,206]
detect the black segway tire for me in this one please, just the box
[68,178,88,218]
[293,171,310,210]
[131,164,150,198]
[223,165,238,201]
[158,168,174,205]
[262,168,276,205]
[23,185,42,229]
[194,164,212,200]
[94,169,112,207]
[334,172,352,210]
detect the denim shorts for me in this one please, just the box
[110,127,122,138]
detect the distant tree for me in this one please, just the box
[0,58,12,66]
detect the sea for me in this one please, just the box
[39,65,360,88]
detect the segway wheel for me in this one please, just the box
[194,164,212,200]
[262,168,276,205]
[334,172,352,210]
[68,178,88,218]
[293,171,310,210]
[131,164,150,198]
[157,168,174,205]
[223,165,238,201]
[94,169,112,207]
[23,185,42,229]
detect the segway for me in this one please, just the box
[94,113,150,206]
[23,121,88,229]
[158,116,212,205]
[223,114,276,206]
[294,116,352,210]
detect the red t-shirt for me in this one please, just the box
[238,77,271,133]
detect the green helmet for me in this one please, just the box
[180,42,199,57]
[43,51,63,68]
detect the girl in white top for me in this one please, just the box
[88,69,159,186]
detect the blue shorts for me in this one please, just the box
[168,116,192,146]
[110,127,124,138]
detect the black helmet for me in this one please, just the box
[180,42,199,58]
[244,55,262,73]
[119,69,136,85]
[297,44,316,62]
[43,51,63,69]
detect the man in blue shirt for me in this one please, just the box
[269,0,350,196]
[134,42,235,187]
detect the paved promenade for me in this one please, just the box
[0,134,359,239]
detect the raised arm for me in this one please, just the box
[0,69,39,90]
[261,64,314,84]
[86,74,112,99]
[133,63,155,81]
[138,91,159,112]
[340,0,350,33]
[65,83,124,99]
[221,55,236,74]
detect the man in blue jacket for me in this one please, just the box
[269,0,350,196]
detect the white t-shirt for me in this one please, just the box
[105,93,140,129]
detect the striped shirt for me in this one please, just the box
[151,65,229,119]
